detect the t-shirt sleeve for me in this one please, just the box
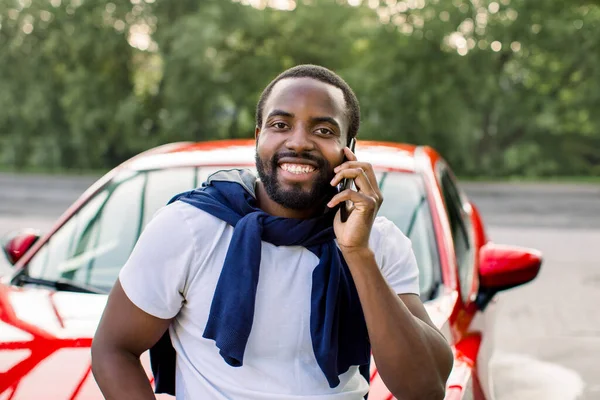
[118,202,195,319]
[373,217,420,296]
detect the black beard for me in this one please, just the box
[255,151,337,211]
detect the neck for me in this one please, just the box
[255,181,324,219]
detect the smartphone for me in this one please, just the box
[338,138,356,223]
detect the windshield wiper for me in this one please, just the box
[405,195,427,237]
[16,274,106,294]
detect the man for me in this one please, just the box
[91,64,453,399]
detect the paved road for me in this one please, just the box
[464,182,600,399]
[461,182,600,229]
[1,174,599,399]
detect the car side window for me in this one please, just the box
[439,168,474,303]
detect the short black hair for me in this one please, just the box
[255,64,360,144]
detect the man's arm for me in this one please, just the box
[91,203,194,399]
[328,147,453,400]
[91,279,171,400]
[343,249,453,400]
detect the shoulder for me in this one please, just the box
[369,216,420,295]
[369,216,412,254]
[160,200,229,236]
[134,201,229,258]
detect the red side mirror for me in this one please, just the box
[479,242,542,290]
[2,230,40,265]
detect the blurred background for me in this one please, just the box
[1,0,600,177]
[1,0,599,399]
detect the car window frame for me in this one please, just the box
[377,170,443,302]
[418,194,443,301]
[435,162,476,305]
[411,173,443,301]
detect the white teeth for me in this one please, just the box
[281,163,315,174]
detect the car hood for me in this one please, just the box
[0,283,452,399]
[0,283,108,399]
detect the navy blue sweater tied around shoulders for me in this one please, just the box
[149,169,371,395]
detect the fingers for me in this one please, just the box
[334,162,378,187]
[332,161,383,206]
[343,146,358,162]
[327,188,378,211]
[334,150,377,187]
[330,167,372,193]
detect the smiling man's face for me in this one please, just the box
[255,77,349,211]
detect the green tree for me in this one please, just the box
[1,0,599,176]
[148,0,378,142]
[0,0,143,169]
[356,0,600,176]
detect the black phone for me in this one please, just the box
[339,138,356,223]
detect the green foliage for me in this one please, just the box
[1,0,599,176]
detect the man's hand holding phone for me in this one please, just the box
[338,138,356,223]
[328,141,383,254]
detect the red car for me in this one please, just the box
[0,140,541,399]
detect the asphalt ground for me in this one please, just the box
[460,182,600,400]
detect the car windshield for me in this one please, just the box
[22,167,439,298]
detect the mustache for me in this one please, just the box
[272,151,327,168]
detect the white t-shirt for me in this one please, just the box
[119,201,420,400]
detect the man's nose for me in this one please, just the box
[285,125,315,153]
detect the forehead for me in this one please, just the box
[264,77,347,120]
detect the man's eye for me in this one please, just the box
[315,128,334,135]
[272,122,288,129]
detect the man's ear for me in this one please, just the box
[255,126,261,141]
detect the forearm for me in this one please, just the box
[343,248,452,400]
[91,345,156,400]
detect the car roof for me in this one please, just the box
[125,139,421,173]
